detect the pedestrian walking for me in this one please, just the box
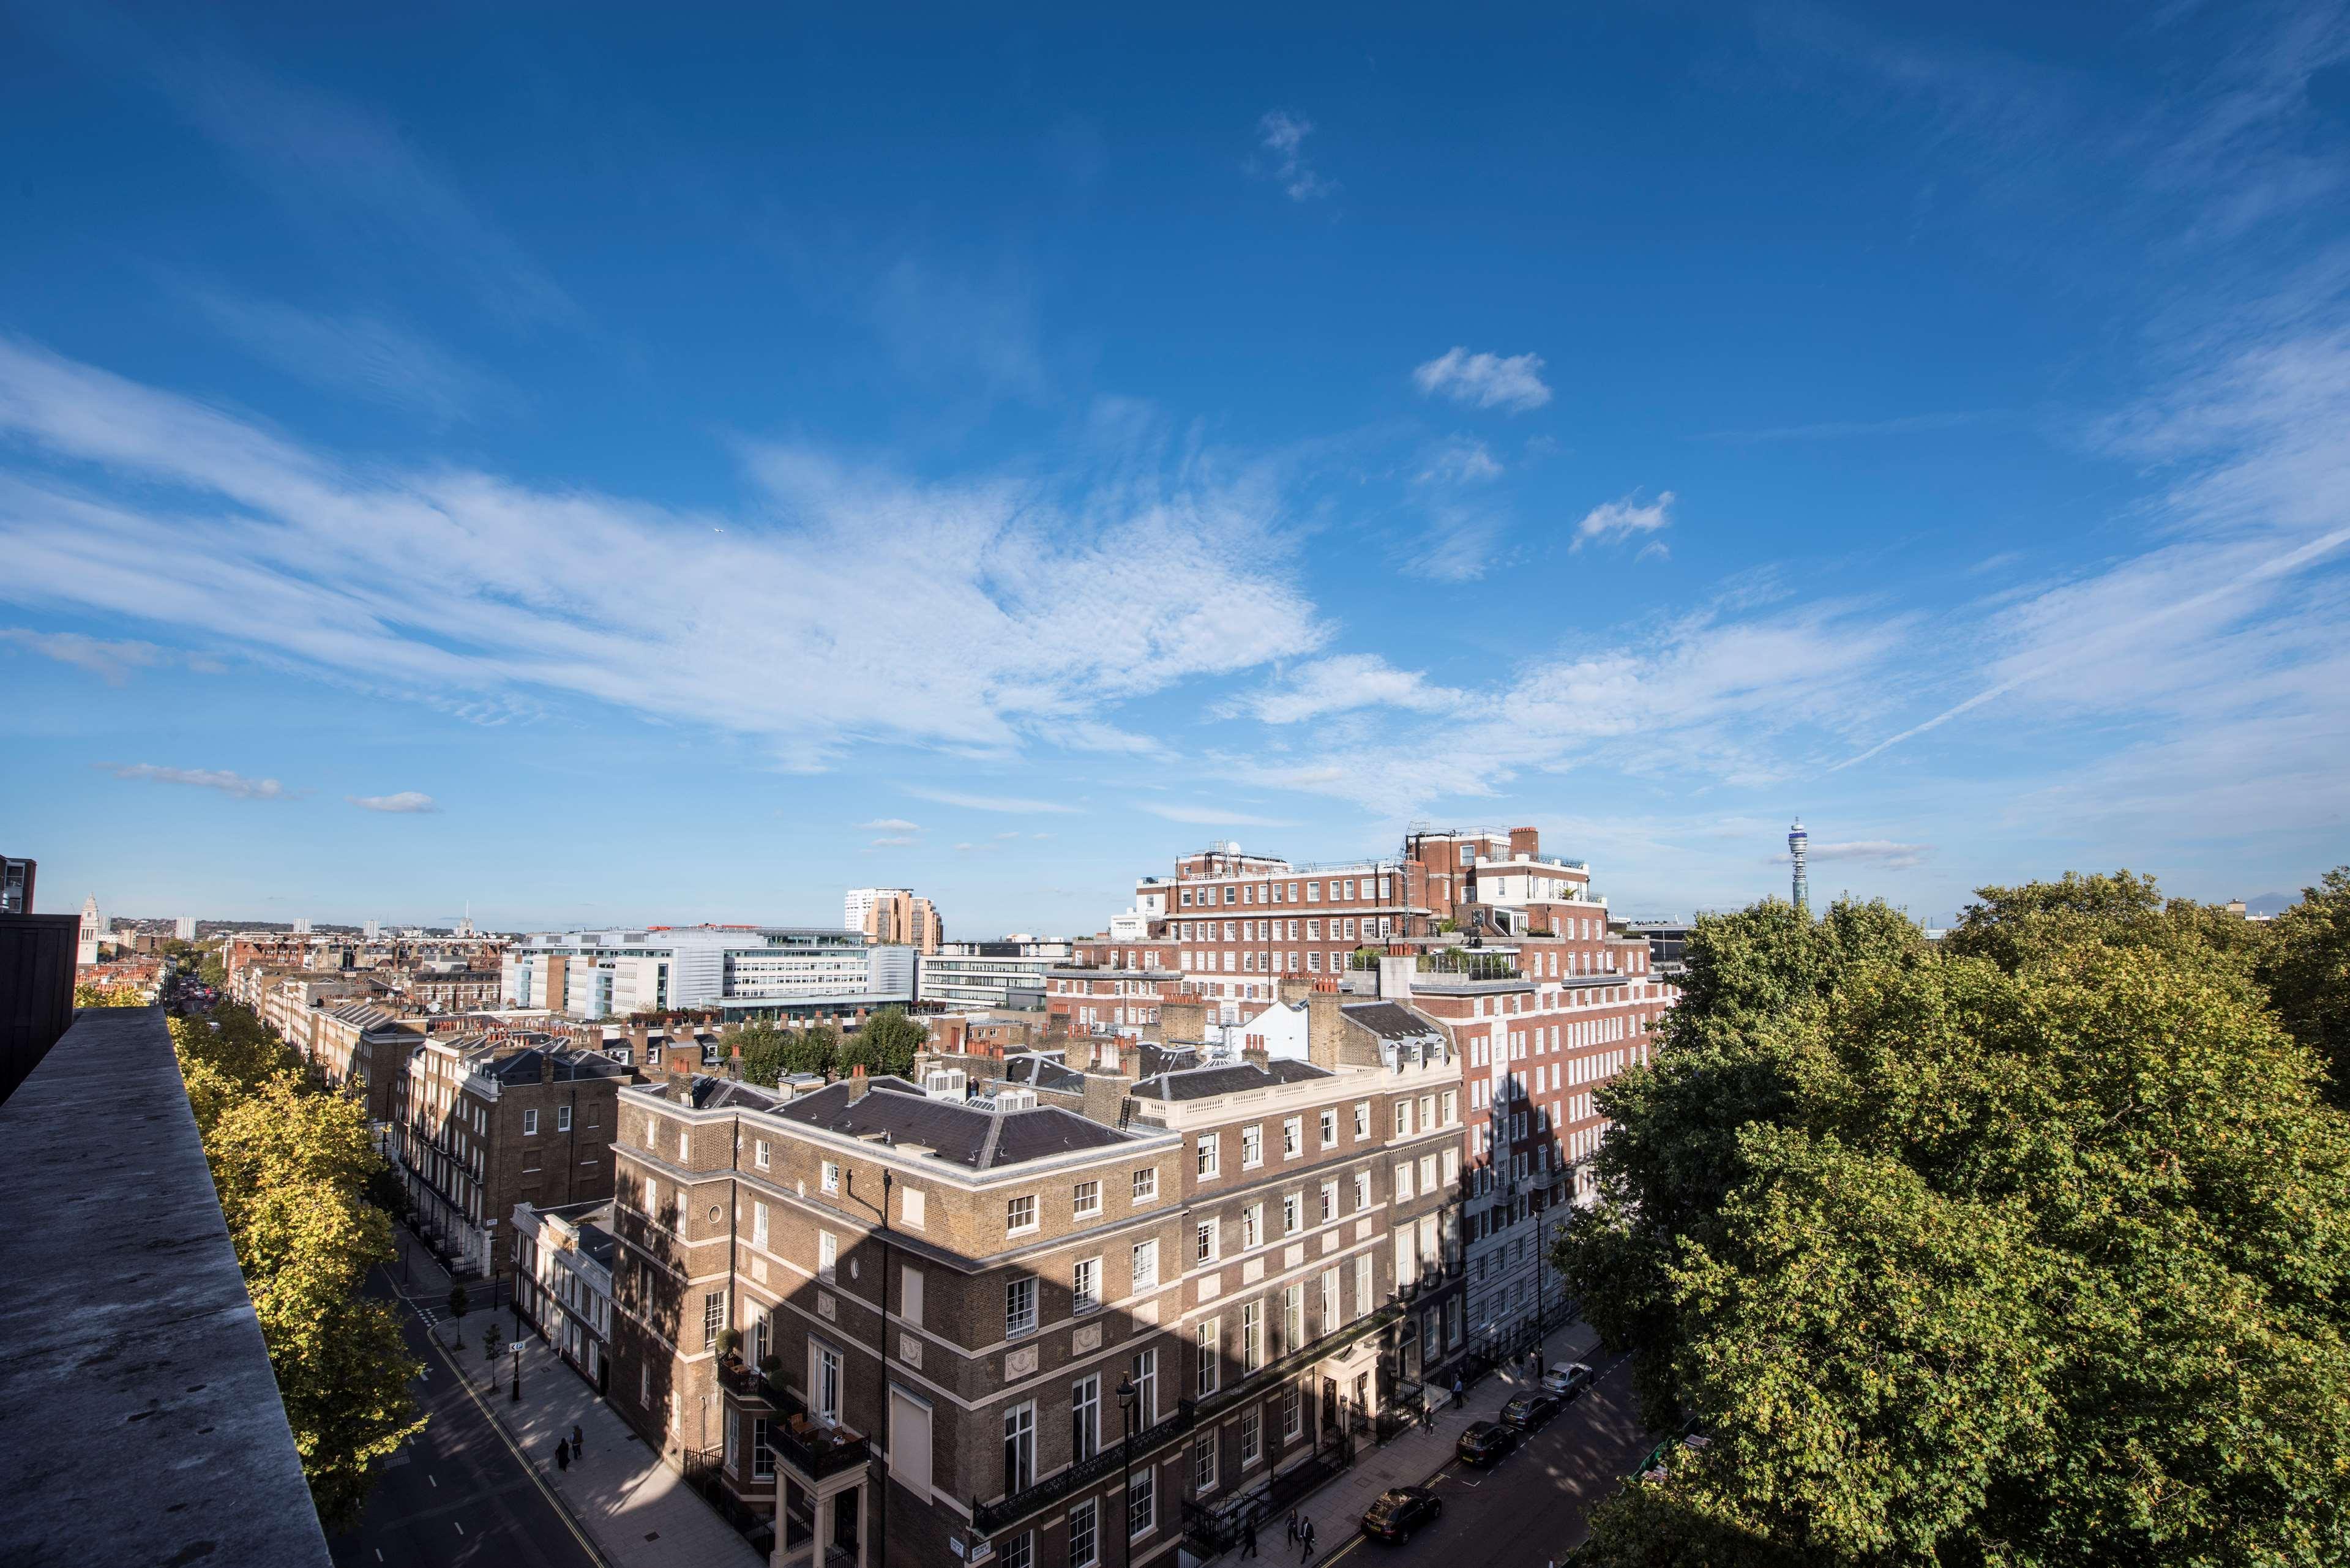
[1297,1515,1311,1560]
[1304,1518,1317,1555]
[554,1436,569,1473]
[1242,1517,1259,1559]
[1286,1509,1298,1547]
[572,1422,584,1458]
[1452,1374,1465,1409]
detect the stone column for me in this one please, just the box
[854,1479,869,1568]
[813,1490,832,1568]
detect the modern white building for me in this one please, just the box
[501,925,913,1022]
[915,939,1072,1010]
[174,915,196,941]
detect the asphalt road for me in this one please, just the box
[1316,1354,1653,1568]
[329,1264,605,1568]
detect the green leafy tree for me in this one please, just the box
[1558,897,1928,1425]
[734,1023,789,1087]
[2259,867,2350,1106]
[199,954,228,989]
[75,981,144,1007]
[856,1007,928,1077]
[1560,881,2350,1568]
[784,1025,838,1078]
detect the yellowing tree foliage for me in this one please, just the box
[172,1005,424,1528]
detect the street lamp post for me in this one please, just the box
[1115,1375,1139,1568]
[511,1344,522,1403]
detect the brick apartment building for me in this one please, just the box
[309,1001,425,1127]
[599,973,1475,1568]
[391,1036,629,1279]
[1042,827,1677,1356]
[394,967,504,1011]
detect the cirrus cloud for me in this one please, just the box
[100,762,286,799]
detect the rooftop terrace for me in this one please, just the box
[0,1006,330,1567]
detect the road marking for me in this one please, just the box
[375,1553,384,1562]
[1320,1538,1364,1567]
[455,1521,465,1535]
[428,1474,438,1487]
[388,1264,613,1568]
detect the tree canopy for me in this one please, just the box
[1558,878,2350,1567]
[2260,868,2350,1107]
[171,1003,424,1528]
[857,1006,927,1077]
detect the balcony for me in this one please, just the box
[718,1359,870,1481]
[0,1007,331,1566]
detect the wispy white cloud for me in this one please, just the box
[1701,411,1987,442]
[19,10,578,327]
[858,818,922,832]
[100,762,286,800]
[904,787,1083,815]
[1255,111,1335,201]
[350,791,438,814]
[0,337,1323,771]
[1142,802,1302,828]
[1415,437,1504,485]
[1055,720,1168,758]
[182,287,507,422]
[1232,654,1465,724]
[1412,348,1552,413]
[1772,839,1933,870]
[867,256,1049,402]
[1573,490,1675,551]
[1,627,168,684]
[869,834,918,847]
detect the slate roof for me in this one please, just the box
[476,1045,631,1085]
[1341,1002,1444,1043]
[638,1075,781,1110]
[1000,1052,1085,1093]
[1131,1058,1332,1102]
[769,1076,1134,1169]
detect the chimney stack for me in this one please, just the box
[848,1063,870,1103]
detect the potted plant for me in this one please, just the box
[717,1326,743,1365]
[758,1352,783,1395]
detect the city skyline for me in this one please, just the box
[6,4,2348,935]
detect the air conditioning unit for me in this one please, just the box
[922,1067,968,1100]
[992,1089,1038,1113]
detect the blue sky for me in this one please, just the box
[3,2,2346,935]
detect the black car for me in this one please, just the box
[1361,1486,1442,1544]
[1455,1420,1518,1466]
[1499,1391,1563,1430]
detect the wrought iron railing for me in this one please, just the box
[973,1397,1196,1533]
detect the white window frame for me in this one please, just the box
[1073,1179,1102,1219]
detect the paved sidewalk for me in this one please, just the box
[391,1228,764,1568]
[1198,1320,1605,1567]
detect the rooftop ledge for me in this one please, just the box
[0,1006,331,1568]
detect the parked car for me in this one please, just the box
[1499,1390,1563,1430]
[1455,1420,1519,1466]
[1543,1361,1596,1400]
[1361,1486,1443,1544]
